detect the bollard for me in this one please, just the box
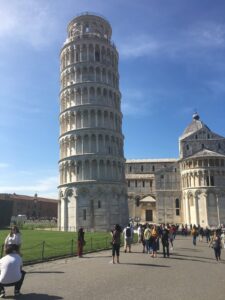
[41,241,45,260]
[71,239,74,255]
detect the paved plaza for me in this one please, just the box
[3,236,225,299]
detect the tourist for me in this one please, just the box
[198,227,204,242]
[4,226,22,252]
[0,244,26,298]
[210,230,222,261]
[77,227,85,258]
[220,230,225,249]
[150,225,158,258]
[205,227,211,243]
[140,224,146,253]
[137,224,142,243]
[123,223,133,253]
[169,226,174,250]
[144,224,151,254]
[161,225,170,258]
[111,224,122,264]
[191,225,198,246]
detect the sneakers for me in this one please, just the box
[0,291,5,298]
[14,290,21,297]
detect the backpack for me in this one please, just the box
[126,227,131,237]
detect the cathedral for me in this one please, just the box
[126,113,225,227]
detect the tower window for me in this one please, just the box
[135,198,140,207]
[129,166,132,172]
[186,145,189,150]
[98,201,101,208]
[210,176,214,186]
[141,165,144,172]
[175,198,180,216]
[142,181,145,187]
[95,51,100,62]
[152,166,155,172]
[83,209,86,220]
[202,144,204,149]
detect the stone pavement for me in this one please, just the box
[3,236,225,299]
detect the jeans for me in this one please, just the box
[214,247,221,260]
[162,242,169,257]
[0,270,26,293]
[145,240,150,253]
[193,236,197,246]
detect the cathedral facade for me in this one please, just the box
[126,113,225,228]
[58,13,128,231]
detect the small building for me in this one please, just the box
[0,193,58,227]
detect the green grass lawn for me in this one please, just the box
[0,229,115,264]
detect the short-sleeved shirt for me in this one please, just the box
[0,254,22,284]
[5,233,21,246]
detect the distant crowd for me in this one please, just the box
[110,222,225,264]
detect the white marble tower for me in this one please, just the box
[58,13,129,231]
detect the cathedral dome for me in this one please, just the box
[180,113,210,140]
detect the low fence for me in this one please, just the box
[1,235,137,265]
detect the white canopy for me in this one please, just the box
[140,195,156,203]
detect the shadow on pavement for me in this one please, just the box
[178,247,202,252]
[26,271,64,274]
[15,293,63,299]
[169,255,215,264]
[121,262,170,268]
[172,252,214,261]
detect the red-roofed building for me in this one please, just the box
[0,193,58,227]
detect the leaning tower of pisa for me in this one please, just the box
[58,13,129,231]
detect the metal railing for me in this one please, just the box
[1,235,138,265]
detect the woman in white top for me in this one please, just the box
[4,226,22,250]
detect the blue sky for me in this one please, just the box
[0,0,225,198]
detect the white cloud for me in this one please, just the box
[122,89,154,116]
[0,176,58,198]
[118,21,225,61]
[0,0,59,49]
[118,35,161,58]
[189,22,225,48]
[0,163,9,168]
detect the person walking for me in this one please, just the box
[123,224,133,253]
[150,225,158,258]
[0,244,26,298]
[77,228,85,258]
[168,226,174,250]
[210,231,222,261]
[205,227,211,243]
[161,225,170,258]
[111,224,121,264]
[137,224,142,243]
[191,225,198,246]
[144,224,151,254]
